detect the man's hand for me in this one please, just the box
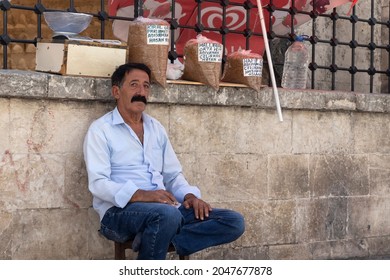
[130,189,179,206]
[182,193,212,220]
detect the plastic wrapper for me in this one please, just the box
[127,17,170,87]
[181,35,223,91]
[221,50,263,92]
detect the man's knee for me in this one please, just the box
[231,211,245,238]
[149,204,183,231]
[217,209,245,240]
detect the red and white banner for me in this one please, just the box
[108,0,357,56]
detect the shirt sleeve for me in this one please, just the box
[83,123,139,208]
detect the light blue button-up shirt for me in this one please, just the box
[83,107,201,220]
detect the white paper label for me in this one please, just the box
[243,58,263,77]
[146,25,169,45]
[198,43,223,62]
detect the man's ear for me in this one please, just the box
[112,85,120,100]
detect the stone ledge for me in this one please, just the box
[1,70,390,113]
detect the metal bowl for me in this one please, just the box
[43,12,93,36]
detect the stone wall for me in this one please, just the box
[1,70,390,259]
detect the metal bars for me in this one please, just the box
[0,0,389,93]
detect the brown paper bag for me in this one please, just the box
[221,50,263,92]
[127,17,170,88]
[182,35,223,91]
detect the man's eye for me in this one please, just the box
[130,83,138,88]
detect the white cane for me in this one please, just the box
[256,0,283,122]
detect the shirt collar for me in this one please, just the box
[112,106,151,125]
[112,107,125,125]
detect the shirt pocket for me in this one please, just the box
[111,141,142,166]
[150,146,163,172]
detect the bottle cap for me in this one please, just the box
[295,35,309,42]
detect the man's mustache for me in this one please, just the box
[131,95,147,104]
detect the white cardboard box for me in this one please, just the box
[35,39,128,78]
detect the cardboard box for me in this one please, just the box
[35,39,128,78]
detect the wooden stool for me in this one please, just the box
[114,239,189,260]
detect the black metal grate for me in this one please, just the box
[0,0,389,93]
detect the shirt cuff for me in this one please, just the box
[114,180,138,208]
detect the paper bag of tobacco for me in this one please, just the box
[221,50,263,92]
[127,17,170,88]
[182,35,223,91]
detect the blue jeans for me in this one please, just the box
[100,202,245,259]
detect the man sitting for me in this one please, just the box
[83,63,245,259]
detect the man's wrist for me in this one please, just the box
[130,189,144,202]
[184,193,196,201]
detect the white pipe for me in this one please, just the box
[256,0,283,122]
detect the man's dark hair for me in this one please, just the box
[111,63,152,87]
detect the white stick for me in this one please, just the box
[256,0,283,122]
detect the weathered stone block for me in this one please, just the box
[233,109,291,155]
[175,84,218,105]
[64,153,91,209]
[348,197,390,238]
[216,86,258,107]
[293,111,353,154]
[368,154,390,196]
[356,93,390,113]
[309,241,332,260]
[10,209,89,259]
[149,84,179,104]
[354,112,390,153]
[0,70,48,98]
[280,90,327,110]
[191,246,226,260]
[145,104,171,132]
[296,197,348,243]
[48,75,96,100]
[367,236,390,258]
[212,201,264,248]
[165,105,201,153]
[176,152,201,190]
[0,153,65,210]
[268,243,311,260]
[197,154,268,202]
[329,239,369,259]
[0,100,10,155]
[9,100,110,154]
[9,99,52,154]
[268,155,309,199]
[309,155,369,197]
[262,200,296,245]
[196,106,291,154]
[87,208,113,259]
[93,78,112,101]
[197,106,242,154]
[324,91,357,111]
[226,246,269,260]
[46,101,111,154]
[0,211,13,259]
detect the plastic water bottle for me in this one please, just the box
[281,35,309,89]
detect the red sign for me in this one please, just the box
[108,0,356,56]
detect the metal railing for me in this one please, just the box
[0,0,389,93]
